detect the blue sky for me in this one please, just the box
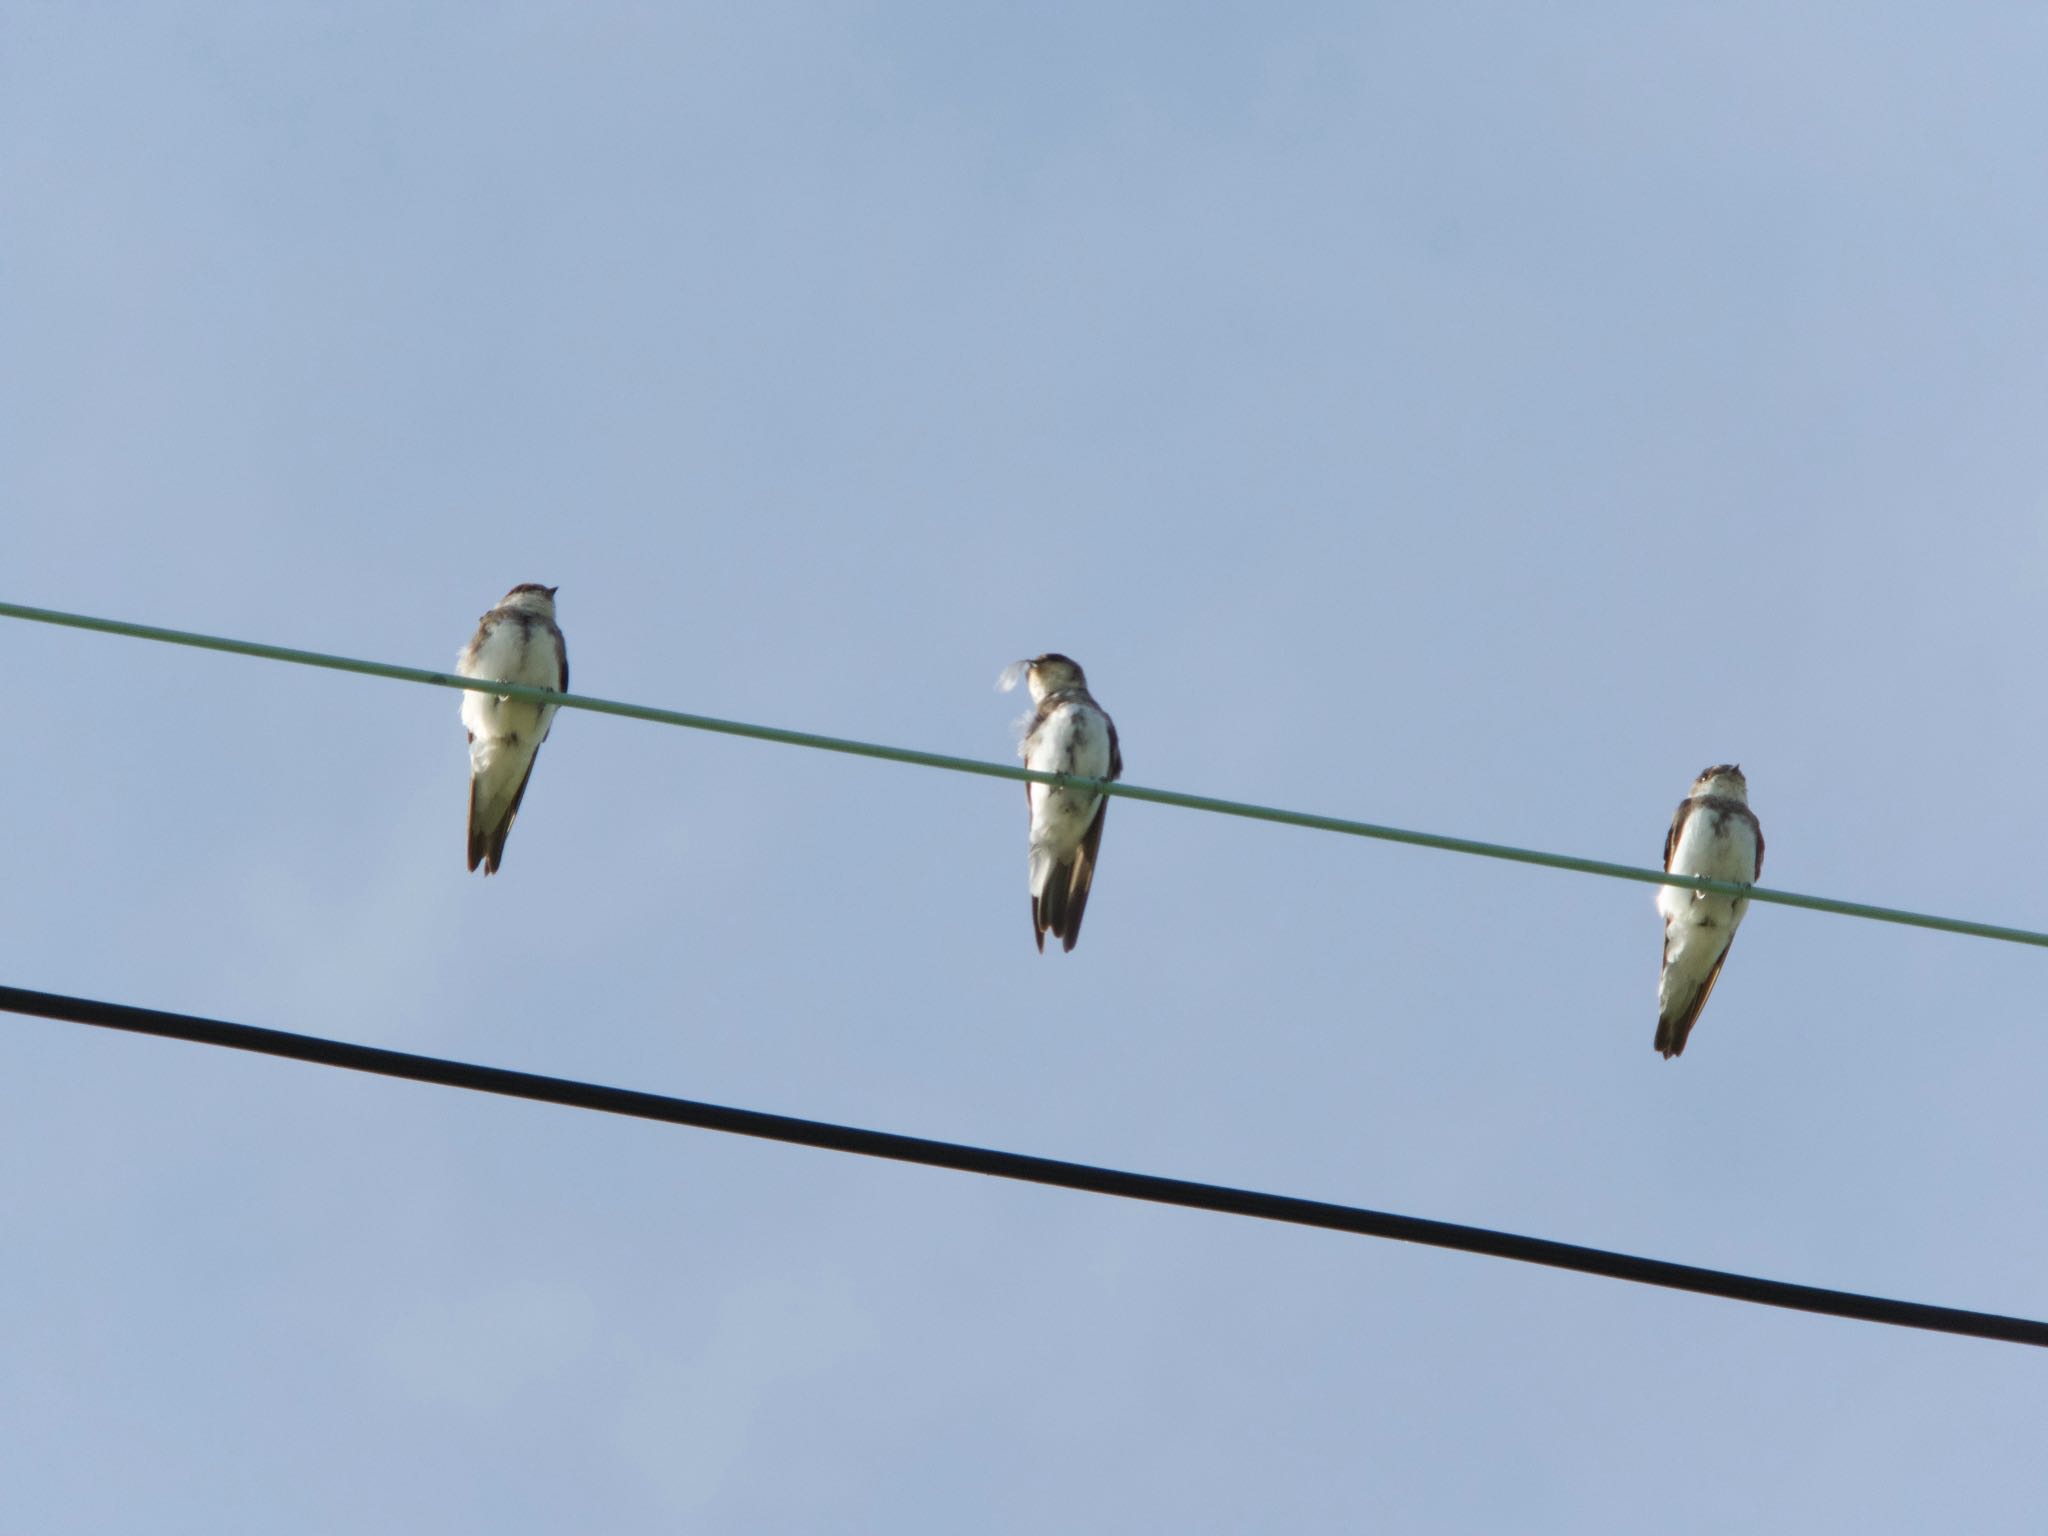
[6,4,2048,1530]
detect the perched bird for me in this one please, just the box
[1655,763,1764,1058]
[1000,653,1122,953]
[457,583,568,875]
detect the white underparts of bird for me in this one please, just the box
[457,583,569,875]
[1000,653,1122,953]
[1655,763,1764,1059]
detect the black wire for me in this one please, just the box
[4,981,2038,1347]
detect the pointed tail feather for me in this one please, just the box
[468,780,512,876]
[1653,1010,1692,1059]
[1027,802,1110,954]
[1058,800,1108,953]
[482,813,514,875]
[466,777,487,872]
[1655,940,1734,1059]
[1037,857,1072,949]
[466,747,542,877]
[1058,853,1091,953]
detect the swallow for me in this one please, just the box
[1000,653,1122,952]
[1655,763,1764,1058]
[457,583,568,875]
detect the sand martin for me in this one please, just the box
[999,653,1122,952]
[1655,764,1764,1058]
[457,583,568,875]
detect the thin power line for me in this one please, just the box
[2,981,2041,1348]
[4,597,2045,950]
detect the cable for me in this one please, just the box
[4,597,2045,949]
[3,981,2040,1347]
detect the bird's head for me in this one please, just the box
[998,652,1090,702]
[499,583,560,617]
[1022,653,1086,702]
[1691,763,1747,802]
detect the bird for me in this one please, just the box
[456,583,568,875]
[1000,653,1122,953]
[1655,763,1764,1058]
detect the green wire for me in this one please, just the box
[5,597,2043,949]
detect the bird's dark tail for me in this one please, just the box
[466,749,541,877]
[1653,1013,1691,1059]
[1653,941,1733,1060]
[466,778,488,873]
[1036,858,1073,951]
